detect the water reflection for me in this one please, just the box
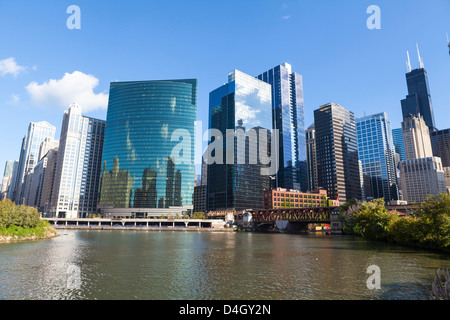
[0,230,449,300]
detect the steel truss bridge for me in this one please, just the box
[248,207,339,224]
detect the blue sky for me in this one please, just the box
[1,0,449,173]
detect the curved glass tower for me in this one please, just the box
[98,79,197,212]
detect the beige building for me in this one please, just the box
[399,157,447,203]
[402,114,433,160]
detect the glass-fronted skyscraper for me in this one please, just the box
[207,70,272,211]
[98,79,197,214]
[356,113,399,202]
[314,103,362,204]
[256,63,307,192]
[392,128,406,162]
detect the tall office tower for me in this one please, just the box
[1,160,16,199]
[314,103,362,204]
[401,46,437,132]
[207,70,272,211]
[50,104,106,218]
[399,157,446,203]
[98,79,197,217]
[305,124,318,192]
[38,148,58,215]
[256,63,306,191]
[392,128,406,162]
[430,128,450,167]
[10,121,56,204]
[356,113,399,202]
[401,114,433,160]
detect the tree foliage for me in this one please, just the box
[339,194,450,251]
[0,199,41,229]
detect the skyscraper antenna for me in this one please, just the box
[416,43,424,69]
[406,51,412,72]
[447,32,450,56]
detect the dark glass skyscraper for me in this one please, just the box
[98,79,197,212]
[207,70,273,211]
[401,49,436,132]
[431,129,450,167]
[314,103,362,204]
[256,63,307,192]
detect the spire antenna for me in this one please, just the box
[406,50,412,72]
[416,43,424,69]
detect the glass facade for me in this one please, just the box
[207,70,272,211]
[356,113,399,202]
[256,63,307,192]
[314,103,362,204]
[98,79,197,210]
[392,128,406,162]
[401,68,436,132]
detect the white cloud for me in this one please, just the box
[7,94,20,104]
[26,71,108,112]
[0,57,27,77]
[281,15,291,20]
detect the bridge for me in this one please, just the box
[43,217,228,230]
[248,206,339,224]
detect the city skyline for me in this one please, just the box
[1,1,450,172]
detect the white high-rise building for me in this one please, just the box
[10,121,56,204]
[50,104,105,218]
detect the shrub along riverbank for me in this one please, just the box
[0,199,57,242]
[339,194,450,253]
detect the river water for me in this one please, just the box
[0,229,449,300]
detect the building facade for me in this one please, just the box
[263,188,338,209]
[256,63,307,192]
[207,70,273,212]
[431,128,450,167]
[1,160,17,199]
[50,104,106,218]
[392,128,406,163]
[38,148,59,215]
[305,124,318,192]
[356,112,399,202]
[193,185,207,213]
[98,79,197,217]
[399,157,446,203]
[402,114,433,160]
[314,103,362,204]
[10,121,56,204]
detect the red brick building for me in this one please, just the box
[263,188,338,209]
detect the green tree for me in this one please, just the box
[412,194,450,249]
[191,212,205,219]
[352,199,393,241]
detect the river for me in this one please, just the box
[0,229,449,300]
